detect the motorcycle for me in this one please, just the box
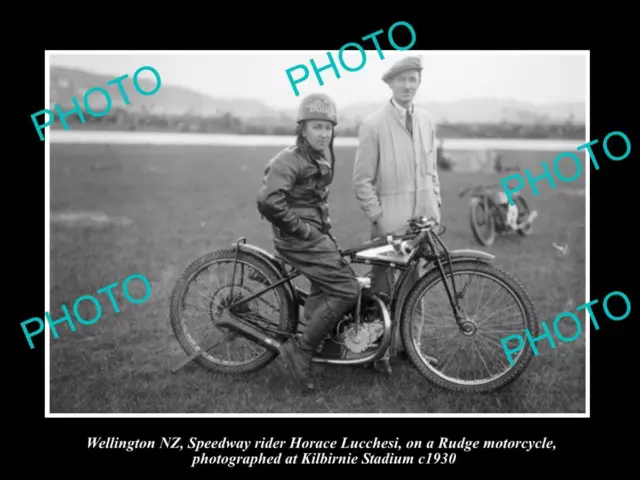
[459,184,538,247]
[169,216,539,394]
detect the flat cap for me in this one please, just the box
[382,56,423,83]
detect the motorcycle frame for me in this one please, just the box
[212,220,495,366]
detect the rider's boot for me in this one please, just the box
[278,337,314,390]
[278,305,343,390]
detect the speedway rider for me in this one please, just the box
[257,93,360,390]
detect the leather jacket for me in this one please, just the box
[257,142,333,241]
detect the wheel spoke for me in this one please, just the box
[171,252,294,373]
[405,263,534,390]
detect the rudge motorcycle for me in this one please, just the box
[169,216,538,393]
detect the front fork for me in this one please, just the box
[427,232,475,333]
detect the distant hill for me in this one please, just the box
[337,98,585,125]
[50,66,585,126]
[50,65,284,119]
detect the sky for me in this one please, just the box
[49,51,587,110]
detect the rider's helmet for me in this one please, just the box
[297,93,338,126]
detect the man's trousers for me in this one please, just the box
[368,224,424,355]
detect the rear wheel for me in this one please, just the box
[170,248,298,374]
[400,260,538,393]
[469,196,496,246]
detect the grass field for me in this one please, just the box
[48,141,586,414]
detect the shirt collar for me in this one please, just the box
[391,97,414,115]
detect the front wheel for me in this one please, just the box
[469,196,496,246]
[400,260,538,393]
[169,248,298,374]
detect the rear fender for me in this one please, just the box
[230,242,300,320]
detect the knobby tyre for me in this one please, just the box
[170,248,298,374]
[400,260,539,393]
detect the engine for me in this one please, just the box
[341,319,385,353]
[314,279,391,359]
[337,293,389,357]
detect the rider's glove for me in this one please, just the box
[299,222,322,241]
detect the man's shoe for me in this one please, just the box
[278,339,314,390]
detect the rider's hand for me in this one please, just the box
[300,222,323,241]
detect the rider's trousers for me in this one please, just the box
[274,230,359,353]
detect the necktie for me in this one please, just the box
[406,110,413,137]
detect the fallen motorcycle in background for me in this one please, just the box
[459,184,538,247]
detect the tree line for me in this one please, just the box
[51,106,586,140]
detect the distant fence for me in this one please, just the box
[49,130,583,152]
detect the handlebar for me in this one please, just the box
[403,216,439,251]
[407,216,437,232]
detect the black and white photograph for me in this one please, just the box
[44,50,588,416]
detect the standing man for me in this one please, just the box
[352,55,442,371]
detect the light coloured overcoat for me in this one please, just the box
[353,100,442,237]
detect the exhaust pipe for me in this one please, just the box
[217,313,283,352]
